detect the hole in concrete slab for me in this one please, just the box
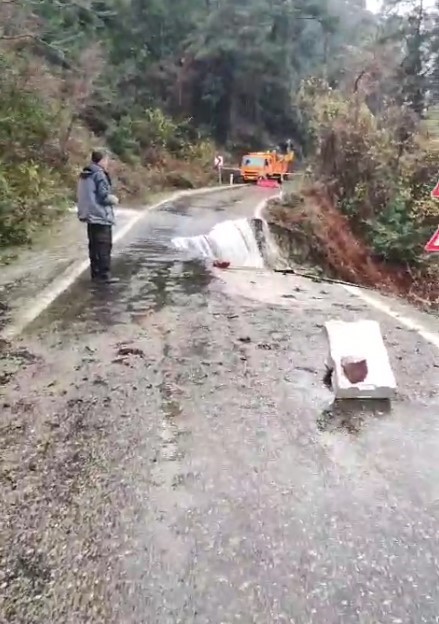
[323,366,333,389]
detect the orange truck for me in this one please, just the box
[240,149,294,183]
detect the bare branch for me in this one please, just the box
[0,32,37,41]
[353,69,367,93]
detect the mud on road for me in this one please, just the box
[1,187,439,624]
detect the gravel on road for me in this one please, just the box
[1,187,439,624]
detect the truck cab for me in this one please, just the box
[240,150,293,183]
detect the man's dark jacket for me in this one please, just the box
[77,163,115,226]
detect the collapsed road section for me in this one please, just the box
[1,185,439,624]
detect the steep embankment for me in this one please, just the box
[265,185,439,309]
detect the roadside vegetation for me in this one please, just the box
[0,49,217,247]
[265,0,439,307]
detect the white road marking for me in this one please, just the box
[1,185,243,339]
[68,206,139,216]
[342,284,439,350]
[254,192,282,219]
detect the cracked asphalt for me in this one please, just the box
[1,187,439,624]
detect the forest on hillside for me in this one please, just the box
[1,0,378,154]
[1,0,439,302]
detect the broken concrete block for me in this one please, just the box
[324,320,397,399]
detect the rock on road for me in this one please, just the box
[1,187,439,624]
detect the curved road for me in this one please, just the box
[1,187,439,623]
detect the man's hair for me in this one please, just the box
[91,149,107,164]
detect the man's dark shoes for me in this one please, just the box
[92,275,120,284]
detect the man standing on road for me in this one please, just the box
[77,149,120,284]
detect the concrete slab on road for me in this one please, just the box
[324,319,397,399]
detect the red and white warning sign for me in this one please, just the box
[214,155,224,169]
[431,181,439,200]
[424,227,439,253]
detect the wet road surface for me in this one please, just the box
[0,207,143,331]
[1,187,439,623]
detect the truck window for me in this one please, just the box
[242,156,265,167]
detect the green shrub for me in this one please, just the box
[368,195,423,264]
[0,52,69,247]
[134,109,180,151]
[0,160,68,246]
[301,80,439,267]
[106,116,141,162]
[106,108,211,165]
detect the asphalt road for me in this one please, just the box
[1,187,439,624]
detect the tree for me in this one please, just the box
[381,0,432,115]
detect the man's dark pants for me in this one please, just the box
[87,223,112,280]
